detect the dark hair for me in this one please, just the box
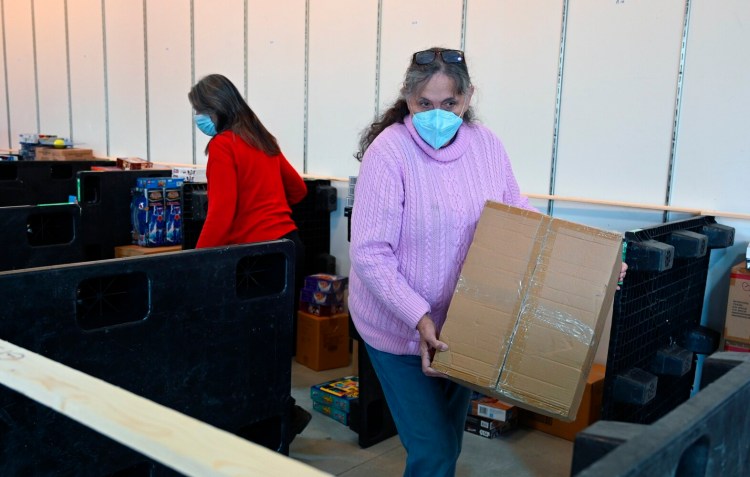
[188,74,281,156]
[355,47,475,161]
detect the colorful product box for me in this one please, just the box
[300,288,346,306]
[312,401,349,426]
[131,177,184,247]
[299,301,347,317]
[470,396,517,422]
[164,185,182,246]
[304,273,349,293]
[464,414,517,439]
[310,376,359,413]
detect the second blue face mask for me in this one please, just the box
[194,114,217,137]
[412,109,463,149]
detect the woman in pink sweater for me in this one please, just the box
[349,48,537,476]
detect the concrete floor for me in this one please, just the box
[288,360,575,477]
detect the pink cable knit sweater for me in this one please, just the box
[349,115,537,356]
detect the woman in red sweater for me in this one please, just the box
[188,73,311,440]
[188,74,307,248]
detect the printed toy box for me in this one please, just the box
[304,273,349,293]
[131,177,184,247]
[312,401,349,426]
[310,376,359,413]
[300,288,346,306]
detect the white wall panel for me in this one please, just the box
[0,8,9,150]
[145,0,192,165]
[465,0,563,196]
[193,0,245,165]
[247,0,306,170]
[34,0,70,139]
[555,0,685,205]
[4,0,36,148]
[379,0,463,113]
[105,0,147,159]
[672,0,750,332]
[67,0,107,156]
[673,1,749,216]
[307,0,377,177]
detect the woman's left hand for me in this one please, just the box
[416,314,448,377]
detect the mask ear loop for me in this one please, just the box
[457,88,472,119]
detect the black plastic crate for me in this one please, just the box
[0,241,295,475]
[77,169,173,260]
[602,216,734,424]
[181,179,336,277]
[0,160,112,207]
[0,203,84,271]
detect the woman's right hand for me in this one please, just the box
[417,314,448,377]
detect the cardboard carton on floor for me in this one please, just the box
[724,263,750,344]
[519,363,606,440]
[432,201,622,421]
[295,311,350,371]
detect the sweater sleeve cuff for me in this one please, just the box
[399,294,431,329]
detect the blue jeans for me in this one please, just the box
[365,343,471,477]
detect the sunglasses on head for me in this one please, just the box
[413,49,465,66]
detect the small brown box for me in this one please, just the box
[295,311,350,371]
[34,147,94,160]
[114,245,182,258]
[116,157,153,170]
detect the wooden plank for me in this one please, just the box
[0,339,330,477]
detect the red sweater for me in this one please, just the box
[196,131,307,248]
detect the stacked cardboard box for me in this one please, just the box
[519,363,606,441]
[310,376,359,425]
[723,262,750,352]
[464,393,518,439]
[35,147,94,161]
[299,273,348,316]
[295,274,350,371]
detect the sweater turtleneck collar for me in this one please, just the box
[404,115,471,162]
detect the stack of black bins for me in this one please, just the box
[0,241,296,475]
[603,216,734,424]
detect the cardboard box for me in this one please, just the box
[724,339,750,353]
[470,396,516,422]
[299,301,348,317]
[464,414,517,439]
[295,311,350,371]
[114,245,181,258]
[312,401,349,425]
[300,288,346,306]
[172,166,207,183]
[304,273,349,293]
[519,363,606,441]
[130,177,184,247]
[432,202,622,421]
[117,156,153,170]
[34,147,94,160]
[724,263,750,343]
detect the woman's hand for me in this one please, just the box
[417,314,448,377]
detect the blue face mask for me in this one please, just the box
[194,114,217,137]
[411,109,463,149]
